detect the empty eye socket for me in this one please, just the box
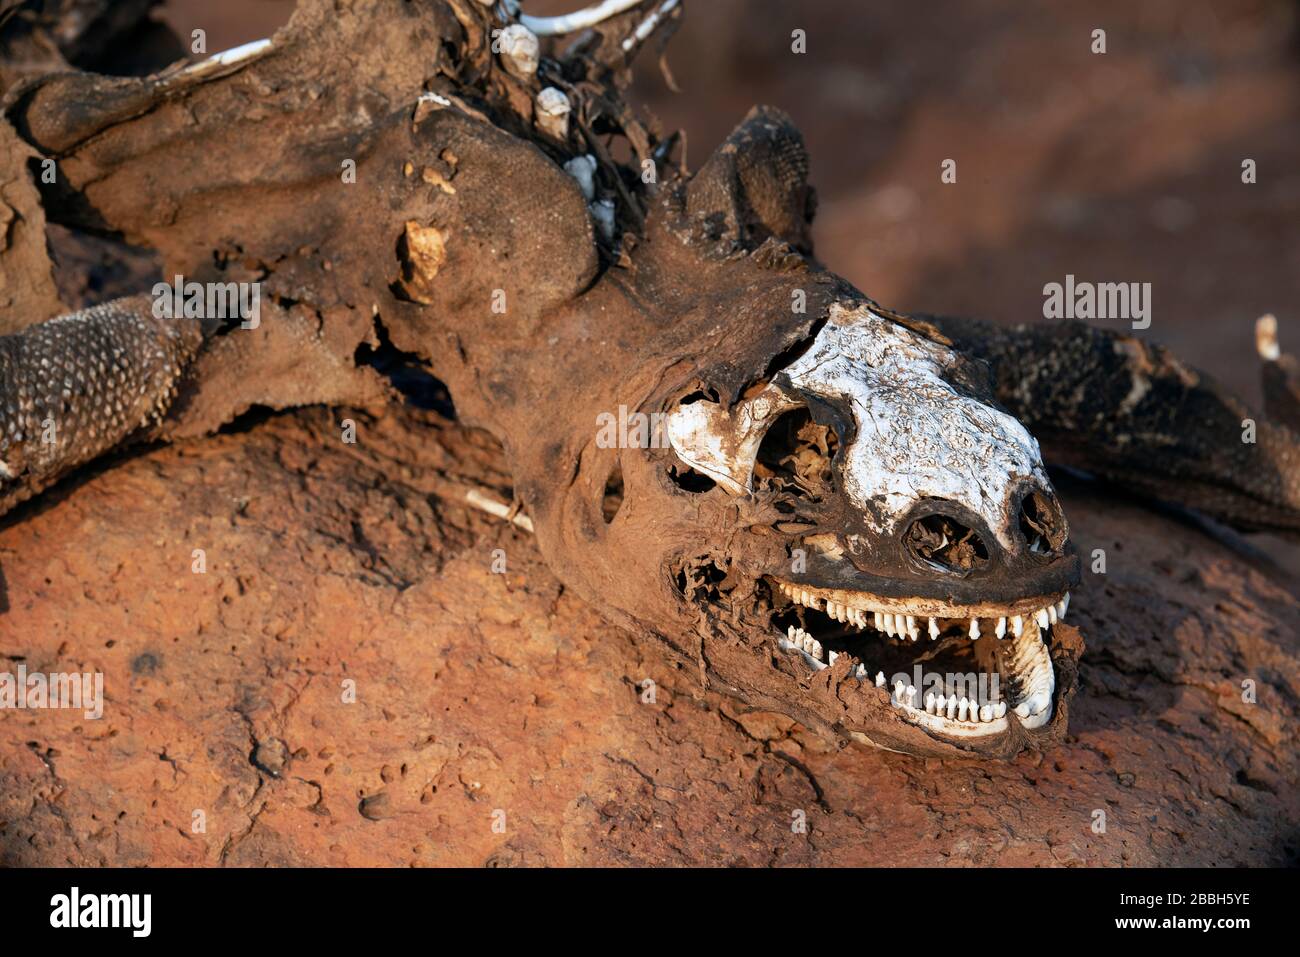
[1018,489,1065,555]
[668,463,717,492]
[904,513,990,573]
[754,407,839,496]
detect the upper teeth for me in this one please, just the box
[776,581,1068,643]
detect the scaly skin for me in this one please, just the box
[0,297,204,516]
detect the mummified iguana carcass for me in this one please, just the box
[1,0,1297,759]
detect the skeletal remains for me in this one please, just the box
[1,0,1297,759]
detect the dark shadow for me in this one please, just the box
[355,316,457,419]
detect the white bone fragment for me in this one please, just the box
[520,0,644,35]
[535,87,571,139]
[498,24,540,78]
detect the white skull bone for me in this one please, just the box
[665,303,1050,551]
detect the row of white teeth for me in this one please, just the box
[893,681,1008,723]
[780,622,1054,722]
[777,583,1068,641]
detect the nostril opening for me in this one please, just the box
[1019,489,1065,556]
[754,406,839,497]
[904,513,989,573]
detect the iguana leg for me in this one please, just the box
[0,295,390,520]
[927,314,1300,537]
[0,295,204,517]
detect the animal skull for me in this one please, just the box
[650,301,1078,750]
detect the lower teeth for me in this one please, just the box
[778,608,1056,734]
